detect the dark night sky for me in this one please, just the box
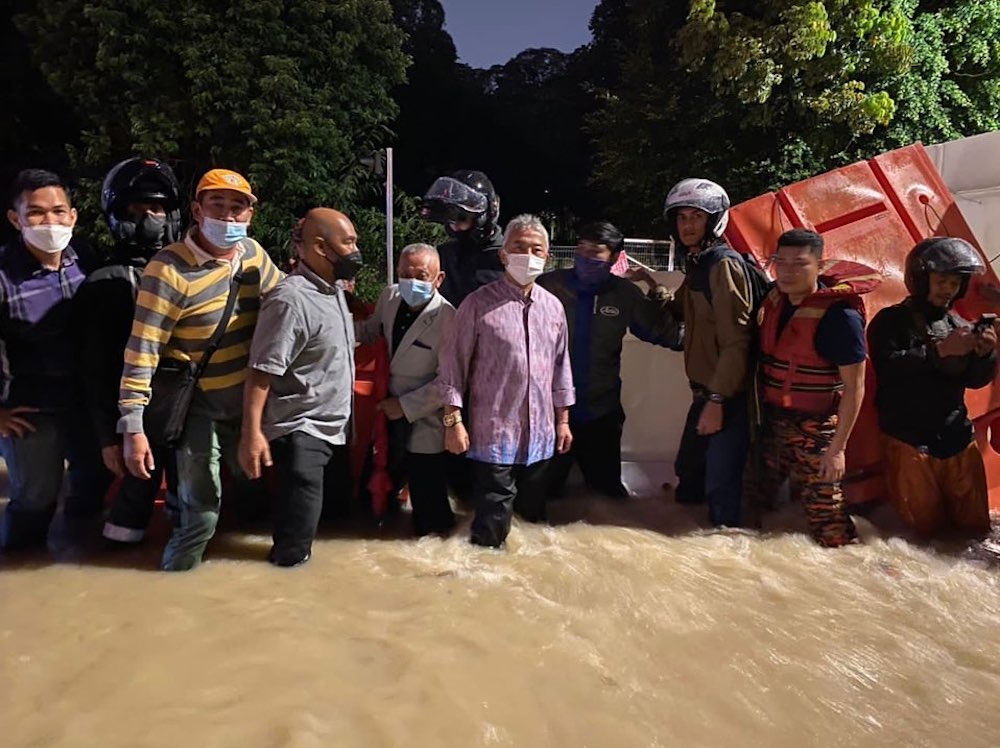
[439,0,599,69]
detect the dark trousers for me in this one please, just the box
[0,409,112,550]
[445,452,475,503]
[270,432,347,564]
[548,407,627,497]
[103,446,179,543]
[674,392,750,527]
[470,459,550,548]
[408,452,455,536]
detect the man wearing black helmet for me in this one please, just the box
[420,169,505,307]
[662,178,756,528]
[868,237,997,543]
[420,170,506,501]
[77,157,182,546]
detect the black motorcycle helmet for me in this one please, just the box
[904,237,985,304]
[100,158,182,250]
[420,169,500,244]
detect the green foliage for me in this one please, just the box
[16,0,409,258]
[588,0,1000,234]
[349,192,447,303]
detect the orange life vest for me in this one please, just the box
[758,260,880,415]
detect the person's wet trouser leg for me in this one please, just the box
[103,465,165,543]
[470,459,551,548]
[269,431,334,567]
[513,459,550,521]
[0,413,65,551]
[674,397,708,504]
[784,413,857,547]
[408,451,454,536]
[63,407,114,518]
[102,443,178,543]
[884,436,991,541]
[742,418,786,530]
[161,413,240,571]
[446,452,475,503]
[574,407,627,497]
[320,444,351,522]
[704,395,750,527]
[941,442,991,540]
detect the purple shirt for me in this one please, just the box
[439,276,575,465]
[0,240,88,409]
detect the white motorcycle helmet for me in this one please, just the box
[663,178,731,246]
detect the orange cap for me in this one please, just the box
[195,168,257,203]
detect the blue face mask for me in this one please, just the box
[398,278,435,308]
[573,255,612,287]
[201,216,249,249]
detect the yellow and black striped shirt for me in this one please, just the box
[117,233,282,433]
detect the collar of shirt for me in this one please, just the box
[184,228,246,272]
[4,238,80,278]
[499,273,535,303]
[293,259,339,295]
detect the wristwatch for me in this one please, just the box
[442,412,463,428]
[706,392,726,404]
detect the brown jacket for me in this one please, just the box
[672,254,753,397]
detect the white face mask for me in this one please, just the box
[21,223,74,254]
[505,253,546,286]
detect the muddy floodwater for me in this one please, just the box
[2,463,999,748]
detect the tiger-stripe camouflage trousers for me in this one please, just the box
[743,409,858,547]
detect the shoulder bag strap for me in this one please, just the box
[193,261,244,381]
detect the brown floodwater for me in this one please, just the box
[2,463,999,748]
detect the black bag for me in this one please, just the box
[695,246,773,315]
[144,266,244,446]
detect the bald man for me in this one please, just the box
[356,244,457,535]
[239,208,362,566]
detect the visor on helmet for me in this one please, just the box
[420,176,488,225]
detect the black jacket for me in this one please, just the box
[537,269,682,423]
[437,229,505,308]
[75,249,149,447]
[867,297,996,458]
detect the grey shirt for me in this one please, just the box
[248,263,355,445]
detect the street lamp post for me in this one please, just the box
[385,147,394,286]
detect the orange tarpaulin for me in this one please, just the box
[351,304,394,519]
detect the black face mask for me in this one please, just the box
[134,213,167,250]
[332,250,363,281]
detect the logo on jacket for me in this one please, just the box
[600,306,621,317]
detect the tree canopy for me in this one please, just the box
[12,0,419,273]
[2,0,998,265]
[587,0,1000,232]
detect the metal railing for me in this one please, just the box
[547,238,678,272]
